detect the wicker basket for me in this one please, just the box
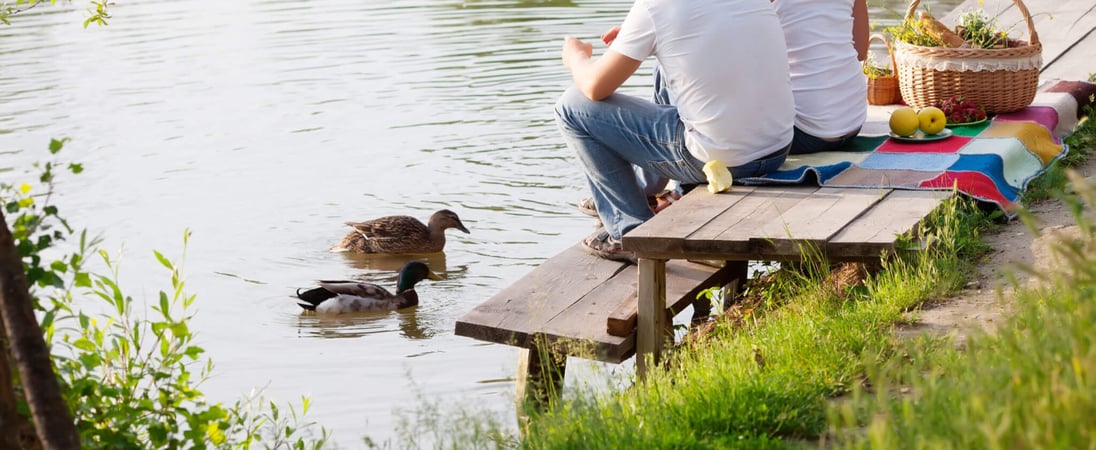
[894,0,1042,113]
[865,33,901,105]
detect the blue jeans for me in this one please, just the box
[554,86,789,241]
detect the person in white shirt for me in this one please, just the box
[556,0,795,263]
[772,0,870,154]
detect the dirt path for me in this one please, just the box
[899,156,1096,343]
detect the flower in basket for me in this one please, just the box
[862,52,892,79]
[933,95,988,124]
[955,9,1010,49]
[887,7,1016,49]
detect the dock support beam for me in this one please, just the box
[514,342,566,430]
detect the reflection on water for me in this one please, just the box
[337,251,450,274]
[294,308,436,340]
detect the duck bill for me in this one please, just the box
[426,271,444,281]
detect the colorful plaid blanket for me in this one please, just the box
[740,92,1079,216]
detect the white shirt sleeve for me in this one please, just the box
[608,1,656,62]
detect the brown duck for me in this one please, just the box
[331,209,470,254]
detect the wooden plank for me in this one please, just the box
[941,0,999,26]
[538,259,723,362]
[1039,18,1096,81]
[623,186,757,256]
[683,186,819,256]
[1027,0,1096,70]
[828,190,949,259]
[747,188,889,256]
[602,260,742,338]
[454,244,628,347]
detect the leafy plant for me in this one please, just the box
[862,52,893,79]
[885,19,946,48]
[956,9,1009,49]
[1,0,110,27]
[2,141,329,449]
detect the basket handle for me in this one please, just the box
[866,33,898,74]
[903,0,1040,46]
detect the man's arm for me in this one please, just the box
[852,0,870,61]
[562,36,642,101]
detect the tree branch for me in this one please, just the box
[0,209,80,450]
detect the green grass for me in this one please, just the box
[829,172,1096,449]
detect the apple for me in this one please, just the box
[702,160,734,193]
[889,106,919,137]
[918,106,947,135]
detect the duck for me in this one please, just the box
[295,261,442,313]
[331,209,470,254]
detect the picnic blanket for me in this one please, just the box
[740,91,1081,216]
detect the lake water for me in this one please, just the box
[0,0,961,446]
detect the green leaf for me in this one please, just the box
[48,137,67,154]
[75,272,91,288]
[183,346,204,359]
[72,338,96,352]
[68,163,83,174]
[151,322,168,336]
[153,250,172,270]
[170,322,189,338]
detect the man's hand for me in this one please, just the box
[559,33,640,101]
[561,36,593,70]
[601,25,621,46]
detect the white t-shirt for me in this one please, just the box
[771,0,867,139]
[610,0,795,167]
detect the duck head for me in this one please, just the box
[429,209,470,234]
[396,260,444,293]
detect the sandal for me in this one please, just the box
[651,189,681,213]
[578,197,598,217]
[582,229,636,264]
[578,189,681,217]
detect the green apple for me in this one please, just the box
[918,106,947,135]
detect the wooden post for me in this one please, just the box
[725,260,749,297]
[514,341,566,430]
[636,257,667,381]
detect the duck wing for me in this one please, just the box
[315,280,395,298]
[295,280,397,312]
[342,215,435,253]
[346,216,429,240]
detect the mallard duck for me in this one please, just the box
[295,261,442,313]
[331,209,470,254]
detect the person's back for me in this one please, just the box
[611,0,794,166]
[772,0,868,153]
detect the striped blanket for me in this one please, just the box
[740,91,1079,216]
